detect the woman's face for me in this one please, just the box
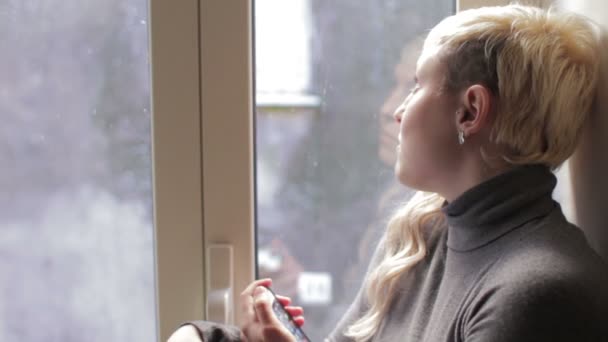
[378,43,421,168]
[393,46,462,192]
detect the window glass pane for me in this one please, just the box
[254,1,453,340]
[0,1,155,340]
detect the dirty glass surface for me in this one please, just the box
[0,1,155,341]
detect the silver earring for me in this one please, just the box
[455,109,465,145]
[458,130,465,145]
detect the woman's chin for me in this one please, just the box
[395,161,425,190]
[394,162,409,186]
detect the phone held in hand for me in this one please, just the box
[266,287,311,342]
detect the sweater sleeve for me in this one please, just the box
[179,321,242,342]
[464,276,605,342]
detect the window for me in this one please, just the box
[254,1,454,340]
[0,1,155,340]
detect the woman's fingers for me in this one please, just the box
[275,294,291,307]
[240,278,272,322]
[240,280,302,342]
[241,278,272,297]
[284,306,303,317]
[252,286,286,327]
[252,286,296,341]
[239,279,303,341]
[252,286,276,325]
[292,316,305,327]
[284,304,305,328]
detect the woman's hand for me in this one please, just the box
[239,278,305,342]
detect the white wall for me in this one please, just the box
[458,0,551,11]
[559,0,608,24]
[560,0,608,261]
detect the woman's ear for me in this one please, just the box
[456,84,493,135]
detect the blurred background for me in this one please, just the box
[0,1,156,340]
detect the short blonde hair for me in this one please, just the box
[345,5,602,341]
[426,4,601,169]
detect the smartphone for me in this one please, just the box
[265,287,311,342]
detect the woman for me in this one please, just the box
[172,4,608,341]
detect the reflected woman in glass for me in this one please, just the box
[171,4,608,342]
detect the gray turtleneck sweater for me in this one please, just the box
[327,165,608,342]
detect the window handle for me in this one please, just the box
[206,244,234,324]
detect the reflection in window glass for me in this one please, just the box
[0,1,155,341]
[254,1,453,340]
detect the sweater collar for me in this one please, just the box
[441,164,557,252]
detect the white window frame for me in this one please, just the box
[152,0,570,341]
[150,0,205,340]
[150,0,255,340]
